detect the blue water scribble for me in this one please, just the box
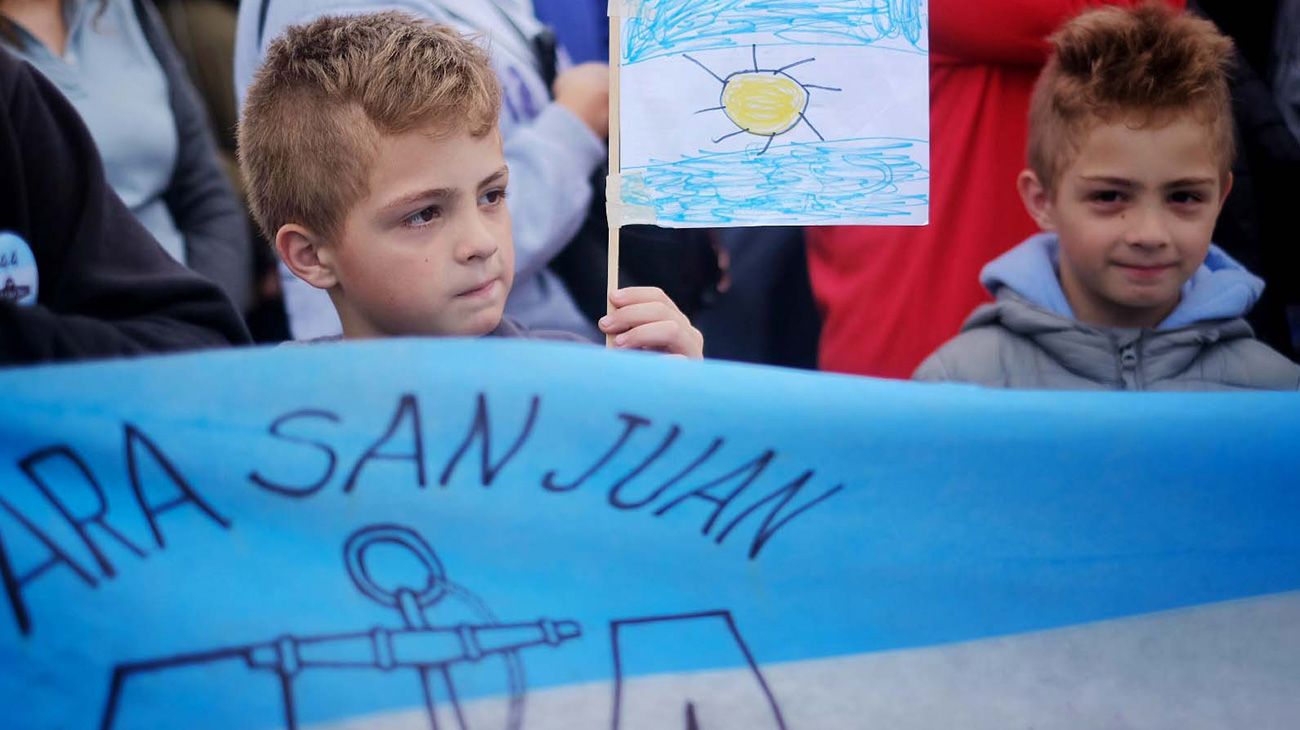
[623,137,929,225]
[624,0,928,65]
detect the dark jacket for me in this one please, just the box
[1190,0,1300,359]
[1,0,253,310]
[0,51,250,364]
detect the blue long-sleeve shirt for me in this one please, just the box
[5,0,182,262]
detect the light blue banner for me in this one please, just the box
[1,340,1298,729]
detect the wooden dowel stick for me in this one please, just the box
[606,12,622,348]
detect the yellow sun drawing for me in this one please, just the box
[685,45,841,155]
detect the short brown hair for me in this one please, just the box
[238,12,501,241]
[1027,2,1235,191]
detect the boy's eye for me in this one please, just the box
[1088,190,1124,204]
[1169,190,1205,205]
[479,188,508,206]
[403,206,439,227]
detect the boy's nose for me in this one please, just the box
[456,215,499,262]
[1122,206,1172,249]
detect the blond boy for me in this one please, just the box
[915,2,1299,390]
[239,13,702,357]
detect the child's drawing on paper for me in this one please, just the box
[617,0,931,227]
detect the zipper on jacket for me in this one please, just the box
[1118,341,1140,390]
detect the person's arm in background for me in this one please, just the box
[0,53,250,365]
[503,61,607,284]
[136,0,254,313]
[930,0,1187,64]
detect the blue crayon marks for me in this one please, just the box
[623,0,927,65]
[621,137,929,226]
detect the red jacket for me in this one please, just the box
[806,0,1186,379]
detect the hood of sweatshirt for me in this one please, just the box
[977,232,1263,330]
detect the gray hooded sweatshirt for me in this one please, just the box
[914,233,1300,391]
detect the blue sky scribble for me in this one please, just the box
[623,0,927,64]
[622,137,929,226]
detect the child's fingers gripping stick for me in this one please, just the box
[599,301,677,334]
[600,287,704,359]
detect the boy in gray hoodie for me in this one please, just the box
[915,2,1300,391]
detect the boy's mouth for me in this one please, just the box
[457,277,500,298]
[1114,262,1176,279]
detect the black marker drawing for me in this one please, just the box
[609,610,787,729]
[99,524,580,730]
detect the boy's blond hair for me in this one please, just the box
[1027,1,1235,191]
[238,12,501,242]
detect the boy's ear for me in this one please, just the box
[1017,169,1056,231]
[275,224,338,290]
[1218,171,1234,208]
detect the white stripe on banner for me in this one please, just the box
[319,590,1300,730]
